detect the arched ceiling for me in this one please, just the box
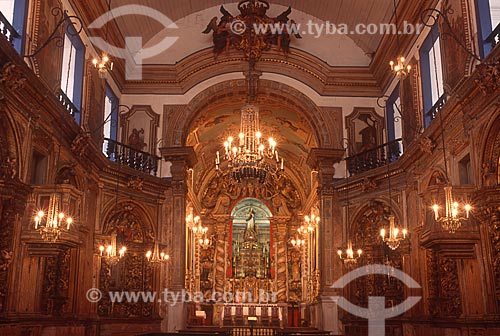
[186,91,319,195]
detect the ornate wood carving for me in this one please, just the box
[203,1,300,58]
[201,173,300,214]
[98,204,156,318]
[41,247,71,316]
[0,63,27,91]
[426,250,462,317]
[475,61,500,96]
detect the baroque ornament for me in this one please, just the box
[203,0,301,58]
[0,63,26,91]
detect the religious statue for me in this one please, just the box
[244,207,257,240]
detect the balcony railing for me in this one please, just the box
[58,89,79,118]
[0,11,19,44]
[485,22,500,49]
[103,138,161,176]
[426,94,447,122]
[346,138,403,176]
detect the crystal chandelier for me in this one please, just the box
[432,185,471,233]
[98,232,126,266]
[34,193,73,242]
[337,241,362,265]
[380,214,408,250]
[146,241,169,265]
[216,104,283,183]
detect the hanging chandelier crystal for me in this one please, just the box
[34,193,74,242]
[432,185,471,233]
[146,241,169,265]
[337,241,362,265]
[98,232,126,266]
[380,214,408,250]
[216,104,283,183]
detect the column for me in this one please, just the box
[307,148,344,334]
[159,146,197,332]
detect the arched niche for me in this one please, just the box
[230,198,272,279]
[480,113,500,188]
[97,202,157,319]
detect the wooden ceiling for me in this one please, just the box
[71,0,430,93]
[103,0,399,55]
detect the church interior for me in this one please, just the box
[1,0,500,335]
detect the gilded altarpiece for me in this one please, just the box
[196,171,303,304]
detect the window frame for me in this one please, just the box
[104,84,119,141]
[476,0,499,56]
[0,0,28,53]
[60,20,85,124]
[420,24,445,128]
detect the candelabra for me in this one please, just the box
[92,53,113,78]
[380,214,408,250]
[146,241,169,266]
[216,104,284,183]
[98,232,126,266]
[186,211,206,292]
[388,0,411,78]
[389,56,412,78]
[337,241,363,266]
[34,193,74,242]
[290,236,305,248]
[432,185,471,233]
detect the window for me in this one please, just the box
[103,84,118,155]
[477,0,500,55]
[60,23,85,124]
[386,84,404,157]
[0,0,28,52]
[30,150,47,185]
[420,24,444,127]
[459,154,473,185]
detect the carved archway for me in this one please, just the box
[480,112,500,188]
[97,202,157,319]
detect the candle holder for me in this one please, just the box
[337,241,362,265]
[432,185,471,233]
[98,232,126,266]
[380,214,407,250]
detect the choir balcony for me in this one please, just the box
[103,138,161,176]
[346,138,403,176]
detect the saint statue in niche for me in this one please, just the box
[128,128,147,152]
[244,207,257,240]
